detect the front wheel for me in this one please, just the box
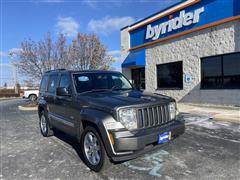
[80,126,111,172]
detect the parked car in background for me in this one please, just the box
[23,89,39,101]
[38,69,185,172]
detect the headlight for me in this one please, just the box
[118,108,137,130]
[168,102,176,120]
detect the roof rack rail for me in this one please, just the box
[45,69,66,73]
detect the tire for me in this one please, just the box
[39,111,53,137]
[29,94,37,102]
[80,126,111,172]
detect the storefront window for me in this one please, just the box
[157,61,183,89]
[201,52,240,89]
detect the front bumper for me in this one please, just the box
[108,120,185,162]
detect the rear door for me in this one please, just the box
[45,73,60,125]
[39,75,49,99]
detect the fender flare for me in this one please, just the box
[77,108,116,158]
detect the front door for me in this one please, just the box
[132,68,145,89]
[54,73,76,135]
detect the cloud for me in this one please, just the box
[0,48,22,58]
[0,51,7,57]
[108,50,120,56]
[9,48,22,55]
[55,16,79,37]
[108,50,123,62]
[88,16,136,35]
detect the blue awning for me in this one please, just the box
[121,48,145,68]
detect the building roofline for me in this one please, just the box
[120,0,189,31]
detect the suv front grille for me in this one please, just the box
[137,104,171,128]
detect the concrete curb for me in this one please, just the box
[213,116,240,124]
[18,105,37,111]
[178,103,240,123]
[0,97,21,101]
[178,102,240,110]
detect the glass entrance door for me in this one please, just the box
[132,68,145,89]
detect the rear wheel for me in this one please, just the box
[29,94,37,102]
[80,126,111,172]
[39,111,53,137]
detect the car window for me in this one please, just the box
[95,74,108,89]
[59,74,71,89]
[73,73,132,93]
[111,75,131,89]
[47,74,58,93]
[40,75,48,92]
[74,75,92,93]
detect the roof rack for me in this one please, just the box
[45,69,66,73]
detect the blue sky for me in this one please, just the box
[0,0,181,86]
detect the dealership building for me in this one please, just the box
[121,0,240,105]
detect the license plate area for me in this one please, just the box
[158,131,171,144]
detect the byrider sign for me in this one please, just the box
[146,7,204,41]
[128,0,239,49]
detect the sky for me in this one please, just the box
[0,0,181,87]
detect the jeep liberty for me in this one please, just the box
[38,69,185,172]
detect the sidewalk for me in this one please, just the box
[177,103,240,123]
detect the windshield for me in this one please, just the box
[73,72,133,93]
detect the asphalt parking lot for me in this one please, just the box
[1,99,240,180]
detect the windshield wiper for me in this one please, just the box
[79,87,132,94]
[111,86,132,91]
[79,89,112,94]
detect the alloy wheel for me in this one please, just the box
[83,132,101,165]
[40,115,47,134]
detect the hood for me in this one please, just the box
[77,90,174,111]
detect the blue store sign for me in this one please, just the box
[129,0,240,49]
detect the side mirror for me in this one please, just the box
[56,87,71,96]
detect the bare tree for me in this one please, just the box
[69,33,113,70]
[23,80,36,89]
[11,32,114,81]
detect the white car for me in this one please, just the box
[23,90,39,101]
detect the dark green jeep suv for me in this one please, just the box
[38,69,185,172]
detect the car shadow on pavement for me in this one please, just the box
[53,130,85,162]
[51,130,117,179]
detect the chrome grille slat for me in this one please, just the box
[137,104,171,128]
[138,109,143,128]
[161,106,164,124]
[166,105,170,122]
[153,107,158,125]
[167,105,170,122]
[163,105,167,124]
[144,108,149,127]
[149,107,153,126]
[158,106,162,125]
